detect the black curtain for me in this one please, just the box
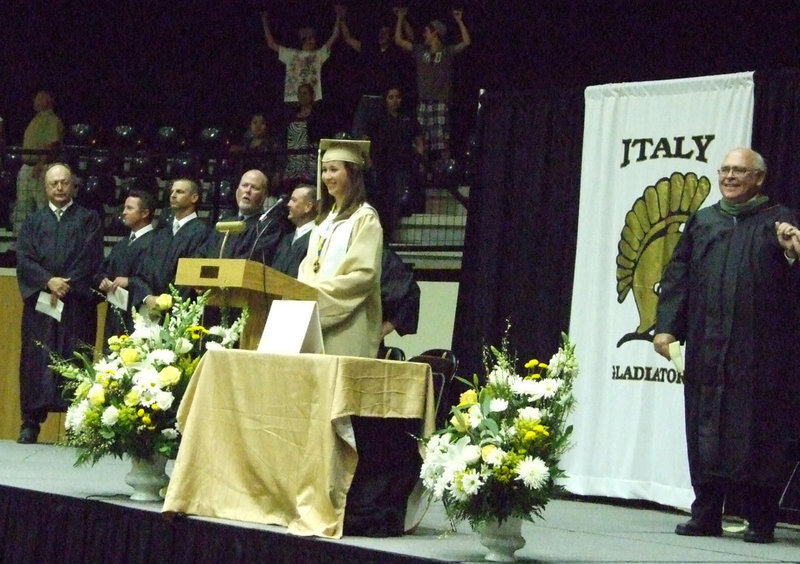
[753,68,800,210]
[452,88,584,381]
[752,67,800,522]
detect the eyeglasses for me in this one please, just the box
[718,166,761,177]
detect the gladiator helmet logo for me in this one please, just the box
[615,172,711,346]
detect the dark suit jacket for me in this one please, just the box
[134,216,211,301]
[271,229,311,279]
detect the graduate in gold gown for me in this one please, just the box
[298,139,383,357]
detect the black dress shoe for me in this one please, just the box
[743,525,774,543]
[17,425,39,444]
[675,518,723,537]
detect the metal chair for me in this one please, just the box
[408,351,457,428]
[380,346,406,361]
[420,349,458,372]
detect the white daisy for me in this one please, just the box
[516,456,549,489]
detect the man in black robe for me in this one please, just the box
[271,184,316,277]
[137,178,211,309]
[379,246,420,341]
[655,147,800,543]
[16,163,103,443]
[95,189,155,344]
[206,169,290,264]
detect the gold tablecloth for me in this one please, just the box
[162,349,434,538]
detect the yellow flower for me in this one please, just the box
[137,408,145,417]
[75,381,91,400]
[155,293,172,310]
[459,389,478,406]
[119,348,140,365]
[159,365,182,387]
[524,359,539,369]
[107,335,122,351]
[534,424,550,437]
[481,444,497,462]
[450,411,469,432]
[186,325,210,341]
[142,415,152,425]
[87,383,105,406]
[124,389,140,406]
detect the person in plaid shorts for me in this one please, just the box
[393,8,471,162]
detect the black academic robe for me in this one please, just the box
[135,216,210,301]
[271,229,311,279]
[206,205,290,265]
[656,201,800,486]
[16,203,103,418]
[95,229,154,342]
[380,248,420,336]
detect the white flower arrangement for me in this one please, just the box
[420,329,578,529]
[51,286,248,465]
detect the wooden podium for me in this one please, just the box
[175,258,317,350]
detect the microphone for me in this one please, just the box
[248,195,289,261]
[259,194,288,222]
[214,220,247,259]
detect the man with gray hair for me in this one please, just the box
[655,147,800,544]
[16,163,103,443]
[206,169,290,264]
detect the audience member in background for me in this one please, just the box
[96,190,156,344]
[298,139,382,358]
[364,85,425,238]
[339,7,415,138]
[16,163,103,444]
[136,178,211,308]
[272,184,317,278]
[206,169,289,264]
[14,90,65,236]
[230,112,282,189]
[261,7,341,103]
[394,8,471,163]
[282,83,323,192]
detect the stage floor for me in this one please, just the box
[1,440,799,563]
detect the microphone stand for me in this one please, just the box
[248,196,287,261]
[218,229,232,259]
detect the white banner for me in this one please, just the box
[561,72,754,509]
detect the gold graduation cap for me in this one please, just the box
[316,139,371,200]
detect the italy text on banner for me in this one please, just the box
[561,72,754,510]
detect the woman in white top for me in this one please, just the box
[298,139,383,357]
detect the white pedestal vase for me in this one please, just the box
[125,454,169,501]
[479,517,526,562]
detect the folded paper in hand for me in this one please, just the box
[107,287,129,311]
[35,291,63,322]
[668,340,684,374]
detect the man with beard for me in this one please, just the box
[206,169,290,264]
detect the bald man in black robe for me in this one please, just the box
[16,163,103,443]
[655,147,800,544]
